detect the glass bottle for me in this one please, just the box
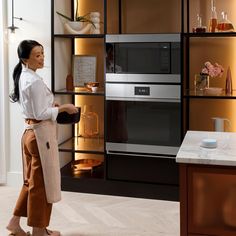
[217,12,234,32]
[193,14,206,33]
[66,74,74,91]
[208,0,218,32]
[81,105,99,138]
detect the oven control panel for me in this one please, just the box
[134,86,150,96]
[106,83,180,100]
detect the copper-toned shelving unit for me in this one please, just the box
[51,0,106,181]
[182,0,236,132]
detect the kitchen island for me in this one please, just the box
[176,131,236,236]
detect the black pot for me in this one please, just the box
[57,107,81,124]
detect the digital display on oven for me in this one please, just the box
[134,86,150,95]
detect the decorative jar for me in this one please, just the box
[81,105,99,138]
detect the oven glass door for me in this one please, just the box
[106,42,180,74]
[106,100,181,147]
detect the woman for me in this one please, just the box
[6,40,78,236]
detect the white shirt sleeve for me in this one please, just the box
[29,79,58,121]
[51,107,59,121]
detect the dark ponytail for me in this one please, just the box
[10,61,22,102]
[9,40,43,102]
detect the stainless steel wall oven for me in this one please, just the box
[105,34,181,184]
[106,83,181,156]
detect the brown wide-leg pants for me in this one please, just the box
[13,128,52,228]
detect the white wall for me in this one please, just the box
[0,0,8,184]
[6,0,52,186]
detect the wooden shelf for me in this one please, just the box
[184,90,236,99]
[54,34,105,38]
[54,88,105,96]
[59,136,104,154]
[183,32,236,38]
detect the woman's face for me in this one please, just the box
[25,46,44,71]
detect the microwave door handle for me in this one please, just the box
[107,150,175,159]
[106,97,181,103]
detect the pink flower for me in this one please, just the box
[201,61,224,78]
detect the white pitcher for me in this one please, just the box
[211,117,231,132]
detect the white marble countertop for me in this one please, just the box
[176,130,236,166]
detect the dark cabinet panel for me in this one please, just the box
[107,153,179,185]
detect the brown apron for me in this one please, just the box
[24,120,61,203]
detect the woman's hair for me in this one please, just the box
[9,40,43,102]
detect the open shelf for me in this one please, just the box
[54,88,104,96]
[183,32,236,38]
[183,0,236,133]
[59,136,104,154]
[184,90,236,99]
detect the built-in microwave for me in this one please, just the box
[106,34,181,83]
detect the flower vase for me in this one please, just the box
[194,74,210,91]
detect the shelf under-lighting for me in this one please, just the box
[184,89,236,99]
[54,88,104,96]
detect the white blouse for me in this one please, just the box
[18,65,58,121]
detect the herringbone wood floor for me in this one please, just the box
[0,186,180,236]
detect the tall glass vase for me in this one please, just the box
[81,105,99,138]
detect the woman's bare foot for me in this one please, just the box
[6,216,28,235]
[7,231,30,236]
[32,228,60,236]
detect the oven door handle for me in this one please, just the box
[106,97,181,103]
[107,150,176,159]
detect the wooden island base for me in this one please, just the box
[180,163,236,236]
[177,131,236,236]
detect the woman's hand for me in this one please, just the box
[58,104,78,114]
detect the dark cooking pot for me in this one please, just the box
[57,107,81,124]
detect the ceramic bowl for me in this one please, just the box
[66,21,84,31]
[72,159,102,171]
[57,107,81,124]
